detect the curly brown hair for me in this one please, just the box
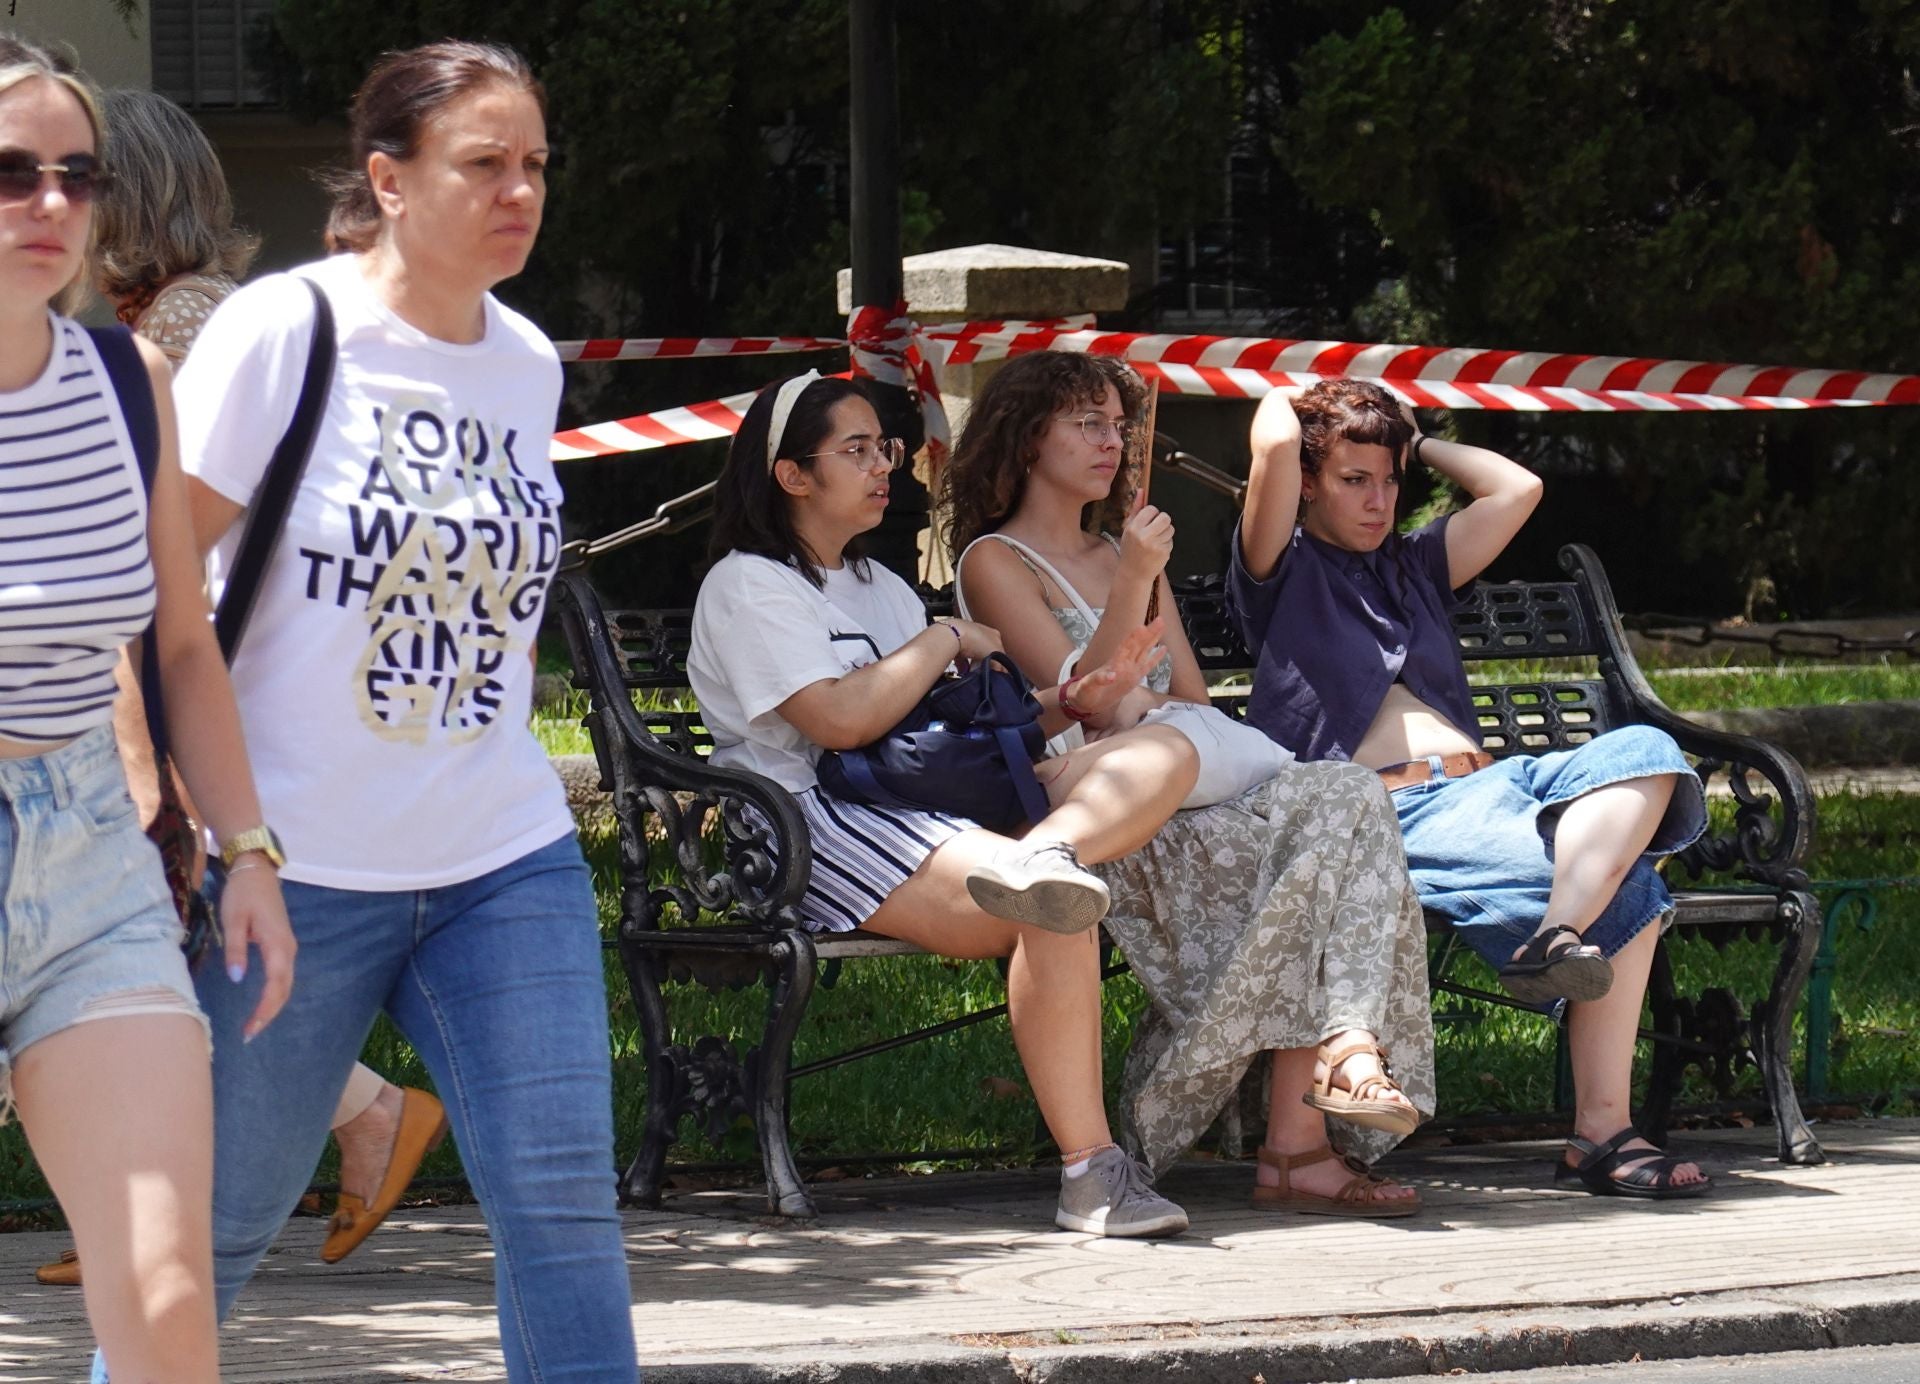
[1295,378,1413,479]
[941,350,1147,561]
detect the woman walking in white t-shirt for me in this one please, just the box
[159,42,636,1381]
[689,371,1200,1237]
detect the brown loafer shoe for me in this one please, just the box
[320,1087,448,1264]
[35,1249,81,1286]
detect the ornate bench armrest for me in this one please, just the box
[1561,544,1816,889]
[551,571,812,930]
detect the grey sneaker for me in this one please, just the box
[965,840,1110,934]
[1055,1146,1189,1238]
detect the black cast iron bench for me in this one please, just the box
[551,541,1825,1218]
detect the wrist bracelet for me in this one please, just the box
[227,860,276,877]
[1059,675,1095,723]
[941,622,962,651]
[1410,433,1427,465]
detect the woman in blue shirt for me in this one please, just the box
[1231,379,1711,1200]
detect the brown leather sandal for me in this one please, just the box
[1250,1145,1421,1218]
[1302,1037,1421,1137]
[34,1248,80,1286]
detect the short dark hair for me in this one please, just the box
[324,40,545,254]
[709,374,874,588]
[1295,378,1414,481]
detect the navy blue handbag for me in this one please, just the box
[816,652,1051,832]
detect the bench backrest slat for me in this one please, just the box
[580,571,1622,760]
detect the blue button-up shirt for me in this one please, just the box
[1226,515,1479,763]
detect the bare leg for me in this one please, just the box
[866,830,1111,1154]
[1522,774,1677,959]
[332,1075,405,1205]
[1258,1042,1419,1203]
[1032,724,1197,862]
[14,1014,218,1383]
[1564,922,1705,1185]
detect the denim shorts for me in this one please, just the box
[0,726,204,1123]
[1392,725,1708,967]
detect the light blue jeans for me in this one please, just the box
[98,831,638,1382]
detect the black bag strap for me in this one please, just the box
[214,277,336,660]
[995,723,1052,826]
[87,325,171,757]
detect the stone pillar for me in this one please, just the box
[836,243,1130,584]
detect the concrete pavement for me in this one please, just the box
[5,1119,1920,1382]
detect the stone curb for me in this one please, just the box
[636,1275,1920,1383]
[1691,699,1920,769]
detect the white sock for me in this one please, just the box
[1062,1157,1095,1180]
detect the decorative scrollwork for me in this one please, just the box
[1673,756,1797,887]
[665,1036,753,1145]
[1671,987,1751,1098]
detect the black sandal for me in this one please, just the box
[1554,1128,1713,1200]
[1497,924,1613,1003]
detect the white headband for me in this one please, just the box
[765,370,824,473]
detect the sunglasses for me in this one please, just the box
[0,151,109,205]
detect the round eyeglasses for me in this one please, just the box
[1056,412,1134,447]
[806,436,907,474]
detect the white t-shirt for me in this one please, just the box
[688,551,931,792]
[175,254,573,890]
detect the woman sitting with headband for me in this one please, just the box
[689,369,1201,1238]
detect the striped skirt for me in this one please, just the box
[782,788,973,931]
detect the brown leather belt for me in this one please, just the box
[1377,750,1495,792]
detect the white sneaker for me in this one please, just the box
[965,840,1110,934]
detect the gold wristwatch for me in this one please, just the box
[219,825,287,870]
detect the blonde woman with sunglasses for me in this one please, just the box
[0,35,292,1380]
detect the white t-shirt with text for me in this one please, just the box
[687,551,930,792]
[175,254,573,889]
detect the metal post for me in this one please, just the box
[849,0,927,581]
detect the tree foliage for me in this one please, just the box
[1271,1,1920,613]
[260,1,1918,612]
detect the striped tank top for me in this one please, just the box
[0,315,156,744]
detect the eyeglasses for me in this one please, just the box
[1056,412,1134,447]
[0,151,108,205]
[806,436,907,474]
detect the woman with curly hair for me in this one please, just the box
[945,349,1435,1216]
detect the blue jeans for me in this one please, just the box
[1393,725,1707,967]
[131,833,635,1381]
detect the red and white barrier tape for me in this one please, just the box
[551,391,756,460]
[551,334,844,363]
[847,301,951,464]
[550,318,1913,459]
[917,321,1917,406]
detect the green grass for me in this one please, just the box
[3,658,1915,1215]
[1,791,1913,1212]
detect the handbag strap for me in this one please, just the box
[994,723,1052,826]
[214,277,337,661]
[87,325,172,758]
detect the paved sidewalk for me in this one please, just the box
[6,1120,1920,1382]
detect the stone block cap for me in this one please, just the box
[836,243,1131,318]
